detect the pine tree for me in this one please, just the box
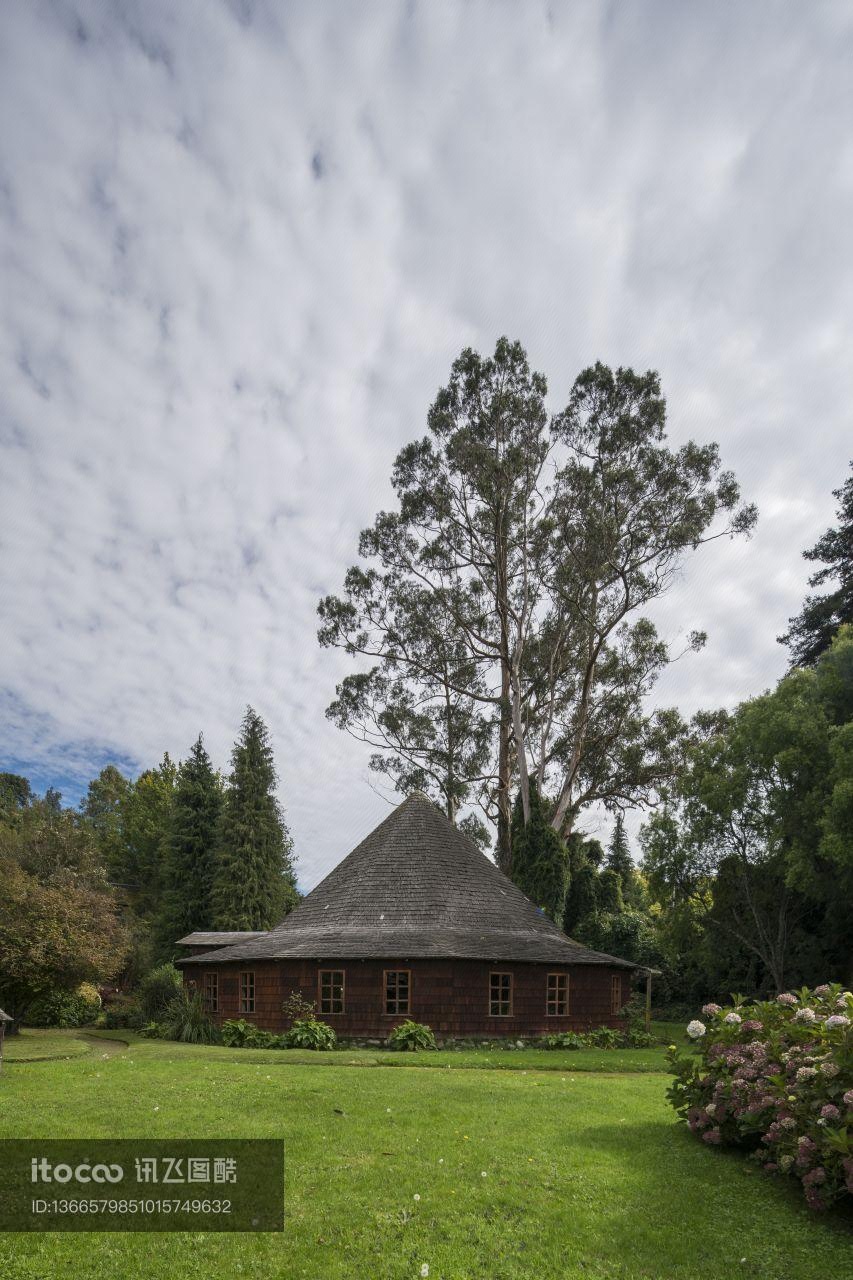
[212,708,297,930]
[780,463,853,666]
[156,735,223,952]
[606,814,635,900]
[509,780,569,926]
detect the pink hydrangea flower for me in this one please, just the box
[777,993,798,1005]
[701,1003,722,1017]
[702,1128,722,1145]
[825,1014,850,1029]
[742,1020,763,1032]
[843,1089,853,1107]
[813,984,830,996]
[820,1104,841,1122]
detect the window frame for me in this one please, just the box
[489,971,513,1017]
[203,971,219,1013]
[383,969,411,1016]
[239,970,255,1015]
[546,971,569,1017]
[319,969,345,1015]
[611,974,622,1016]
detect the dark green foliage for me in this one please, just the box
[597,869,624,914]
[560,844,601,936]
[26,984,102,1028]
[509,781,569,924]
[156,736,223,954]
[81,766,131,879]
[159,988,218,1044]
[641,627,853,996]
[119,756,176,917]
[220,1019,282,1049]
[606,815,635,899]
[211,708,296,930]
[578,907,662,969]
[387,1020,437,1051]
[0,773,33,822]
[283,1018,337,1050]
[137,963,182,1020]
[780,462,853,666]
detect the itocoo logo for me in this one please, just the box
[31,1157,124,1184]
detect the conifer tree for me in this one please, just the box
[780,463,853,666]
[605,814,635,900]
[509,780,569,925]
[212,708,297,930]
[156,735,222,952]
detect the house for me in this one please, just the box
[177,791,636,1039]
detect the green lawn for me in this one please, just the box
[1,1029,92,1062]
[1,1038,849,1279]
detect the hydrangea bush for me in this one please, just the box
[668,985,853,1210]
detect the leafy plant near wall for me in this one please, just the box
[387,1020,437,1051]
[160,989,219,1045]
[220,1018,281,1048]
[667,985,853,1210]
[283,1018,337,1050]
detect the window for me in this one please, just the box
[611,974,622,1016]
[384,970,410,1015]
[546,972,569,1016]
[490,971,512,1017]
[240,971,255,1014]
[319,970,345,1014]
[203,972,219,1013]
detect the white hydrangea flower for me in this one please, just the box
[793,1007,816,1023]
[825,1014,850,1030]
[686,1020,706,1039]
[724,1012,742,1025]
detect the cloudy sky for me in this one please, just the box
[1,0,851,889]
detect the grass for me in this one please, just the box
[1,1037,850,1279]
[1,1029,92,1062]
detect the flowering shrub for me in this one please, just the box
[667,985,853,1210]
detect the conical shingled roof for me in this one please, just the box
[181,792,634,968]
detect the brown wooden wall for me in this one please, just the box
[181,957,629,1039]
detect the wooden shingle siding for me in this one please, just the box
[182,958,629,1038]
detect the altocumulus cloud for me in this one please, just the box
[0,0,851,886]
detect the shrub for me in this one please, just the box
[137,963,183,1020]
[587,1027,621,1049]
[137,1022,163,1039]
[626,1029,656,1048]
[540,1031,588,1050]
[220,1018,285,1049]
[387,1020,437,1051]
[26,983,102,1028]
[282,991,316,1026]
[98,994,144,1030]
[283,1018,337,1050]
[667,985,853,1211]
[160,989,218,1045]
